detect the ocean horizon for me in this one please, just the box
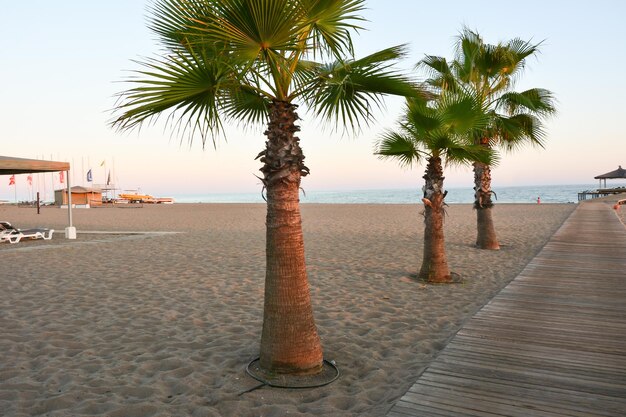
[169,184,607,205]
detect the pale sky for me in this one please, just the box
[2,1,625,200]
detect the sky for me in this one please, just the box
[2,1,625,201]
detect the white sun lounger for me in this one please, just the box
[0,221,54,244]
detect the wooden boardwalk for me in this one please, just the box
[387,201,626,417]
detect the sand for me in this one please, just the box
[0,202,577,416]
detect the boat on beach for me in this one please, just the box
[118,192,154,203]
[117,192,174,204]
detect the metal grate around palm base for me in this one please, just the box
[245,358,339,390]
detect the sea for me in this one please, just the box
[171,184,600,205]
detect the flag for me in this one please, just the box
[59,171,65,184]
[27,175,33,186]
[106,171,111,185]
[86,169,93,182]
[100,160,105,167]
[9,175,15,186]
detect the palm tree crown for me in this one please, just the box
[112,0,416,146]
[377,92,491,168]
[420,27,556,151]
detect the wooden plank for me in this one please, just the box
[401,382,615,417]
[416,373,626,417]
[442,339,626,374]
[400,389,570,417]
[390,402,470,417]
[424,361,626,398]
[386,202,626,416]
[439,347,626,381]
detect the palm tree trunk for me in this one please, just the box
[473,160,500,250]
[419,156,451,283]
[257,100,323,375]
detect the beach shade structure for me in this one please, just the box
[594,165,626,188]
[0,155,76,239]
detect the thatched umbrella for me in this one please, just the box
[594,165,626,188]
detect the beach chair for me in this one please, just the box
[0,221,54,244]
[0,227,17,243]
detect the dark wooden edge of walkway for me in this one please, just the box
[386,200,626,417]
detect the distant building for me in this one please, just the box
[55,186,102,207]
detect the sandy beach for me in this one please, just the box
[0,202,577,416]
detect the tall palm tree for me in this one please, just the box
[420,28,556,249]
[376,91,492,283]
[110,0,418,376]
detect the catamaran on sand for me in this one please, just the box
[117,192,174,204]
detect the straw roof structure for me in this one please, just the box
[594,165,626,179]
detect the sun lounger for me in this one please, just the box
[0,221,54,244]
[0,228,18,243]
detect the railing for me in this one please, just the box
[578,188,626,201]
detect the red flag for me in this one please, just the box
[9,175,15,186]
[59,171,65,184]
[27,175,33,186]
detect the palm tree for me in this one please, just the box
[110,0,418,376]
[376,91,492,283]
[420,28,556,249]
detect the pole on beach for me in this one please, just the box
[37,192,40,214]
[65,170,76,239]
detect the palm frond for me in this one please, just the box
[375,130,423,167]
[223,85,271,126]
[455,27,482,83]
[147,0,215,50]
[351,44,410,68]
[288,59,323,99]
[497,88,556,117]
[299,0,366,57]
[111,47,235,148]
[498,38,543,83]
[444,141,494,167]
[201,0,304,57]
[304,45,419,131]
[404,96,439,138]
[437,93,489,135]
[175,0,368,101]
[417,55,460,92]
[507,37,542,62]
[492,113,546,151]
[476,43,513,79]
